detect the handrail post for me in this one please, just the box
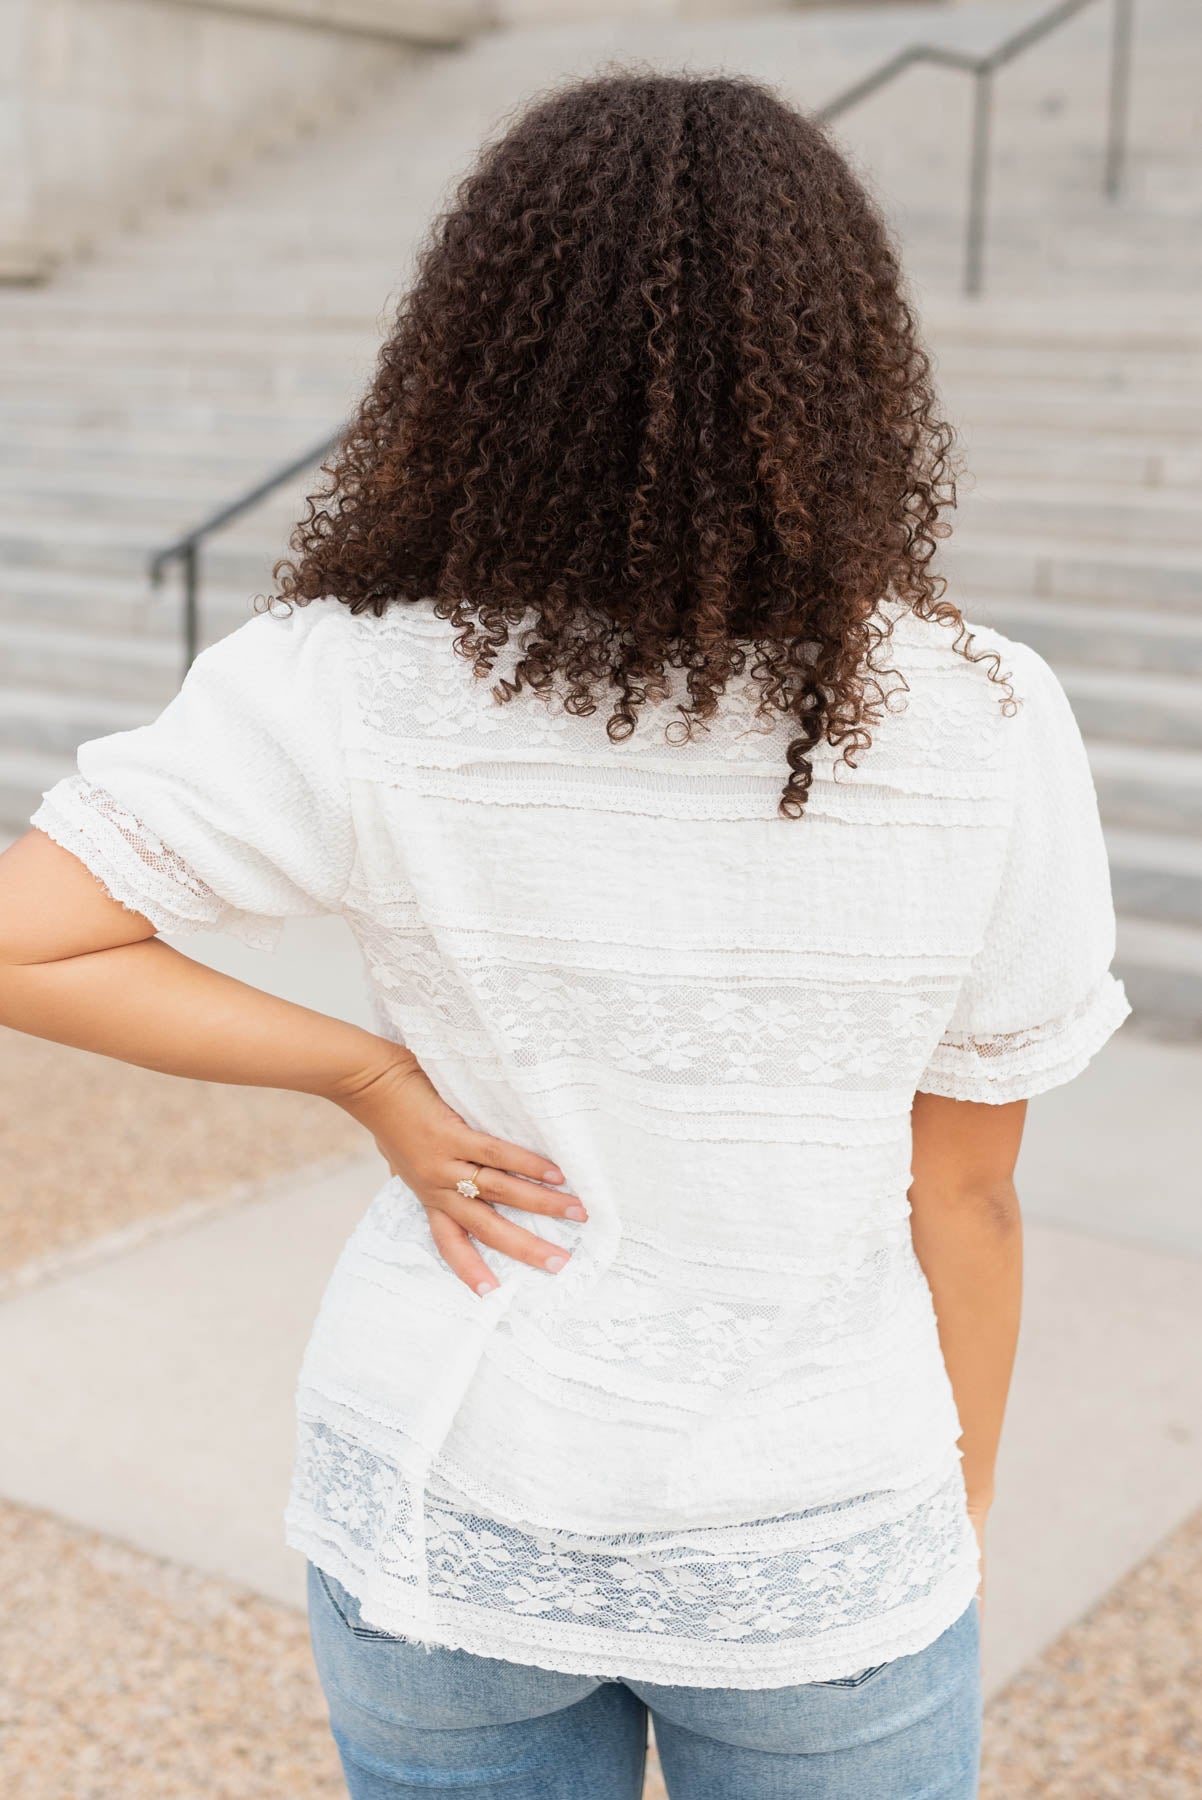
[182,541,200,679]
[964,65,995,297]
[1105,0,1134,199]
[149,429,341,686]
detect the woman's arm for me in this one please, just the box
[909,1088,1026,1605]
[0,829,585,1293]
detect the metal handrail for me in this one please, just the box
[150,0,1137,672]
[817,0,1136,296]
[149,430,341,674]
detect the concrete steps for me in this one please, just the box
[963,485,1202,548]
[0,398,339,436]
[2,0,1200,1027]
[934,346,1202,386]
[0,746,81,838]
[945,537,1202,613]
[960,439,1202,490]
[0,520,271,586]
[0,685,153,758]
[968,596,1202,680]
[0,619,184,704]
[1063,668,1202,753]
[0,568,256,640]
[944,389,1202,436]
[1090,742,1202,838]
[1115,915,1202,1029]
[1107,828,1202,930]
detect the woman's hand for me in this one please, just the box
[0,836,579,1303]
[332,1044,587,1296]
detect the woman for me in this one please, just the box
[0,72,1127,1800]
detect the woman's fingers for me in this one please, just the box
[425,1197,573,1295]
[426,1210,501,1297]
[452,1193,573,1274]
[464,1163,588,1221]
[462,1128,567,1188]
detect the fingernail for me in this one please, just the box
[565,1204,588,1222]
[544,1255,568,1274]
[543,1168,565,1183]
[476,1279,498,1296]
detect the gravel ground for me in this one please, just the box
[980,1506,1202,1798]
[0,1502,343,1800]
[1,1498,1199,1800]
[0,1027,365,1281]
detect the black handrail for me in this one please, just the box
[151,0,1137,674]
[817,0,1136,296]
[149,430,340,674]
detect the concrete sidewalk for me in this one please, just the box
[0,912,1199,1700]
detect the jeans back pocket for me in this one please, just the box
[813,1661,889,1689]
[314,1565,406,1642]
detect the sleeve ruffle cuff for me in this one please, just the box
[31,775,284,953]
[917,973,1132,1105]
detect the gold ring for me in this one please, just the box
[456,1164,484,1201]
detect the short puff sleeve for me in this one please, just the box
[30,603,355,951]
[918,643,1131,1103]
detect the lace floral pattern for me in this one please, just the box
[423,1480,969,1643]
[357,1182,920,1408]
[350,923,961,1098]
[286,1415,980,1685]
[34,598,1127,1686]
[919,974,1132,1104]
[32,776,233,933]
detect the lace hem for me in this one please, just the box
[284,1500,982,1689]
[31,776,283,951]
[917,973,1131,1105]
[285,1398,978,1685]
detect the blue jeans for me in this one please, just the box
[308,1562,982,1798]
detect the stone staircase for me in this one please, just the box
[1,0,1199,1025]
[931,307,1202,1028]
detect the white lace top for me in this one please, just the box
[32,598,1129,1688]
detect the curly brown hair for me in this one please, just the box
[275,69,995,816]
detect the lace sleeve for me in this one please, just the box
[31,775,281,950]
[918,974,1130,1105]
[29,605,356,950]
[918,644,1130,1104]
